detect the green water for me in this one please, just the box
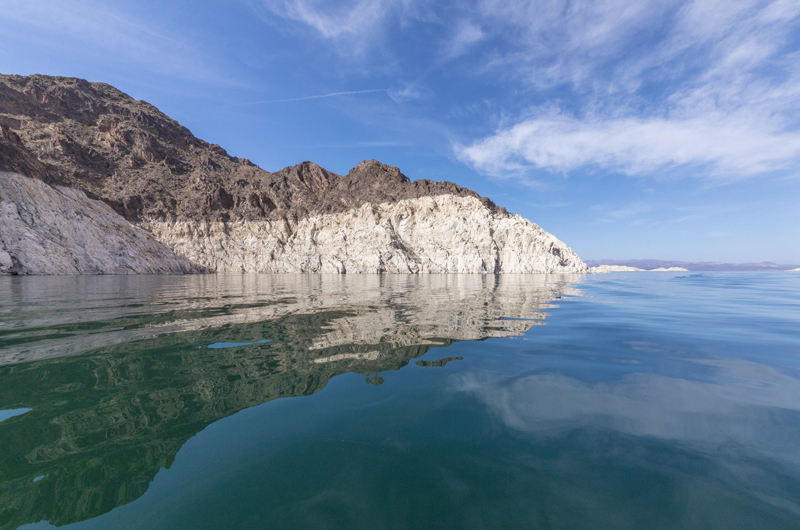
[1,273,800,529]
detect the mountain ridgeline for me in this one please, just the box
[0,73,587,275]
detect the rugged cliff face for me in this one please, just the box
[0,73,587,274]
[0,171,200,274]
[144,195,585,273]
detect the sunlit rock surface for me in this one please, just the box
[143,195,587,274]
[591,265,689,273]
[0,172,200,275]
[591,265,646,272]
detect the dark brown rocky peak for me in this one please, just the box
[1,74,192,140]
[0,73,265,221]
[1,73,508,223]
[273,161,336,191]
[347,159,411,186]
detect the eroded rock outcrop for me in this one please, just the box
[143,195,586,273]
[0,171,200,274]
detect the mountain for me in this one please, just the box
[0,73,587,275]
[586,260,800,272]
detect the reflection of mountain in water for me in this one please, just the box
[1,274,577,366]
[0,274,581,529]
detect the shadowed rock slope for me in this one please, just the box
[0,73,587,274]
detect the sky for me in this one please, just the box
[2,0,799,263]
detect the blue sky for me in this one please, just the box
[2,0,799,263]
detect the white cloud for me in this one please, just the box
[475,0,679,90]
[455,111,800,178]
[387,82,427,103]
[441,20,485,60]
[456,0,800,180]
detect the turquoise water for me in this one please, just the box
[1,273,800,529]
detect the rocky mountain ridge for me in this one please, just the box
[0,74,502,223]
[0,73,587,274]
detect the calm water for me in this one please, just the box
[1,273,800,530]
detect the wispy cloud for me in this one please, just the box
[453,359,800,464]
[235,89,388,105]
[249,0,397,39]
[594,201,654,223]
[455,0,800,181]
[247,0,451,62]
[387,82,430,103]
[246,0,430,58]
[441,20,485,60]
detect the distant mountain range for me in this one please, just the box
[586,260,800,272]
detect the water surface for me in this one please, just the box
[1,273,799,529]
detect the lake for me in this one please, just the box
[1,272,800,530]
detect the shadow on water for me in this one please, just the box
[0,274,581,529]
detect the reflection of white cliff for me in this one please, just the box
[0,274,584,365]
[305,275,566,354]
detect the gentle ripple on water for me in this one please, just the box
[0,272,799,529]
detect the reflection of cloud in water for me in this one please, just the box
[0,274,583,365]
[455,358,800,464]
